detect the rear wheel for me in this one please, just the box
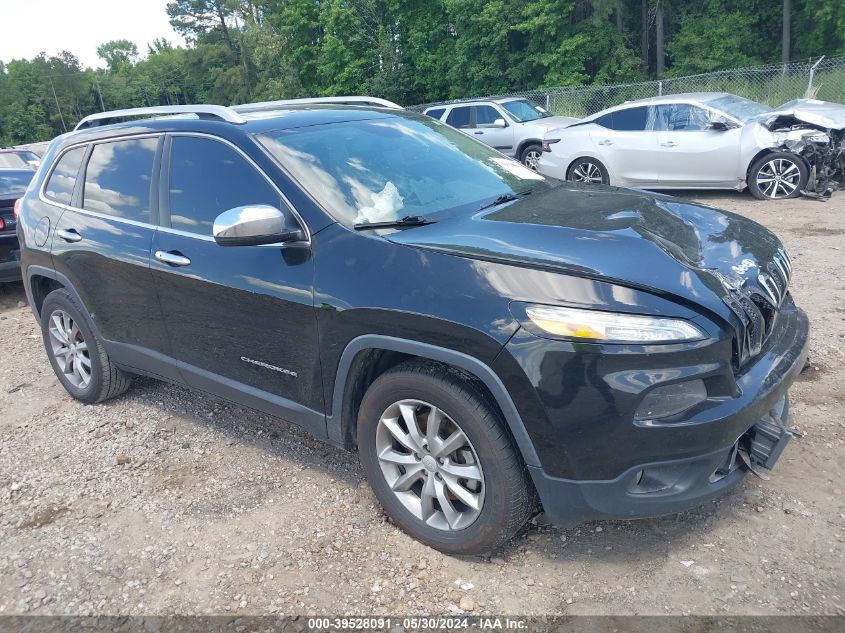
[748,152,808,200]
[567,157,609,185]
[520,144,543,171]
[357,360,534,555]
[40,289,131,404]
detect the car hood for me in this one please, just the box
[523,115,579,132]
[386,183,788,317]
[758,98,845,131]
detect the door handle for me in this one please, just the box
[661,141,678,147]
[597,139,614,146]
[473,131,484,135]
[155,250,191,267]
[57,229,82,243]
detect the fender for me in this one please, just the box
[327,335,541,467]
[24,265,88,323]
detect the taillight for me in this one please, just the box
[542,139,560,152]
[13,198,22,219]
[0,217,4,231]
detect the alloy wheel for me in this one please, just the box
[48,309,91,389]
[755,158,801,199]
[570,161,604,184]
[523,149,542,171]
[375,399,485,531]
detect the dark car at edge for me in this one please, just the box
[1,169,36,283]
[15,102,809,554]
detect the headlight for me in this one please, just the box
[523,305,706,343]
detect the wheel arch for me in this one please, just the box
[24,266,81,320]
[515,138,542,159]
[327,335,541,468]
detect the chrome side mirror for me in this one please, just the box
[212,204,302,246]
[493,118,508,128]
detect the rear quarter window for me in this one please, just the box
[44,147,87,204]
[425,108,445,120]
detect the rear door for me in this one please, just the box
[589,105,659,185]
[653,103,742,186]
[151,134,323,435]
[50,135,175,379]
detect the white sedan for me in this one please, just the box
[537,92,844,200]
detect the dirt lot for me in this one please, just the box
[0,191,843,617]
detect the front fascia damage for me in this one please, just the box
[756,99,845,200]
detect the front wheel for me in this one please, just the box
[567,157,609,185]
[520,144,543,171]
[748,152,808,200]
[357,360,535,555]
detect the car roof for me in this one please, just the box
[585,92,736,119]
[47,103,418,152]
[423,96,531,110]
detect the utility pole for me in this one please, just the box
[782,0,791,63]
[655,2,665,79]
[48,76,67,133]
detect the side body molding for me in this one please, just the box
[327,335,541,467]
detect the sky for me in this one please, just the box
[0,0,186,69]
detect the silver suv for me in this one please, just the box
[424,97,577,170]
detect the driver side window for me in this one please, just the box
[655,104,713,131]
[167,136,281,236]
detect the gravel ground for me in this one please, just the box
[0,191,843,617]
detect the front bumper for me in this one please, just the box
[514,302,809,526]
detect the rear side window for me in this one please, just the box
[44,147,86,204]
[425,108,445,120]
[594,106,650,131]
[474,105,501,126]
[83,138,158,222]
[168,136,280,236]
[446,106,471,129]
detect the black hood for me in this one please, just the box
[386,183,789,318]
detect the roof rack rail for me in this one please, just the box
[74,105,246,131]
[232,96,403,113]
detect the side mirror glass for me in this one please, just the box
[707,120,730,131]
[493,118,507,128]
[213,204,301,246]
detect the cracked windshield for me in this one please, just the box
[257,116,546,225]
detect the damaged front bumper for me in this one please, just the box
[530,303,809,527]
[762,99,845,199]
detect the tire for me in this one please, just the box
[520,144,543,171]
[357,360,535,555]
[40,288,131,404]
[566,157,609,185]
[747,152,808,200]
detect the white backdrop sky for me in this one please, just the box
[0,0,185,68]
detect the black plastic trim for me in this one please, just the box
[327,335,541,466]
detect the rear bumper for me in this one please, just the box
[525,303,809,526]
[0,235,21,282]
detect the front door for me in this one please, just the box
[150,134,324,435]
[653,103,742,186]
[468,105,515,155]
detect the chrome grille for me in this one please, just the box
[724,248,792,367]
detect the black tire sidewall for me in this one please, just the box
[748,152,808,200]
[357,370,521,555]
[41,290,105,403]
[567,157,609,184]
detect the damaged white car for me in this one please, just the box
[537,92,845,200]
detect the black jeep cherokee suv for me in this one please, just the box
[17,103,809,554]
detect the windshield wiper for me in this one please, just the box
[353,215,436,230]
[478,190,532,211]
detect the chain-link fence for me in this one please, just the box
[410,56,845,117]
